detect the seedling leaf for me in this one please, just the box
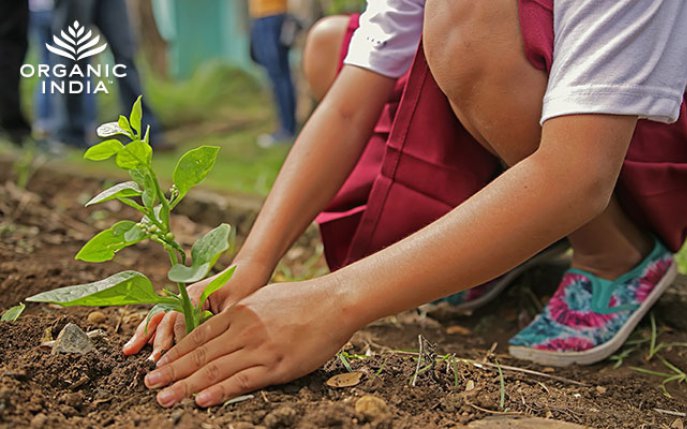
[84,139,124,161]
[115,140,152,170]
[129,167,148,188]
[118,115,134,138]
[26,271,171,307]
[141,173,157,209]
[123,223,147,242]
[192,223,233,269]
[168,263,211,283]
[143,125,151,144]
[130,96,143,135]
[1,303,26,322]
[199,266,236,309]
[173,146,220,199]
[85,181,142,207]
[76,221,146,262]
[201,310,214,323]
[96,121,128,139]
[167,224,233,283]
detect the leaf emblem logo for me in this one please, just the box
[46,20,108,61]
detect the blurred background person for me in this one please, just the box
[0,0,32,145]
[29,0,96,141]
[250,0,298,148]
[52,0,168,149]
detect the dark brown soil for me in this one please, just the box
[1,166,686,429]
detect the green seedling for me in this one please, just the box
[631,356,687,398]
[439,354,461,388]
[1,303,25,322]
[26,97,236,334]
[336,351,368,372]
[13,140,40,190]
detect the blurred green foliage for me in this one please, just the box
[677,242,687,274]
[15,57,288,196]
[321,0,365,14]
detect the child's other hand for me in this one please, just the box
[143,277,358,408]
[122,262,272,360]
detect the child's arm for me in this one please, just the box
[123,65,396,356]
[339,114,638,322]
[232,65,396,291]
[144,114,638,408]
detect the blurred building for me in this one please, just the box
[151,0,252,79]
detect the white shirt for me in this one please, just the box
[344,0,687,124]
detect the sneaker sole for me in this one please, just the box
[422,240,570,315]
[508,261,678,367]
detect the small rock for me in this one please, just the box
[5,370,27,381]
[87,311,107,324]
[595,385,607,395]
[40,328,53,343]
[52,323,95,355]
[170,409,185,425]
[355,395,388,421]
[467,416,589,428]
[465,380,475,391]
[30,413,48,428]
[263,406,297,428]
[446,325,472,336]
[326,371,363,388]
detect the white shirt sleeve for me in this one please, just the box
[344,0,425,78]
[543,0,687,124]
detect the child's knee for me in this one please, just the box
[424,0,547,165]
[425,0,518,107]
[304,15,349,100]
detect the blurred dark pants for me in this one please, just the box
[0,0,31,140]
[251,14,297,137]
[30,9,97,135]
[53,0,161,147]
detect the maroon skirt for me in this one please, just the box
[316,1,687,271]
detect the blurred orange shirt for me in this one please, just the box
[249,0,288,18]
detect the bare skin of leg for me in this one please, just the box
[424,0,653,280]
[303,16,350,101]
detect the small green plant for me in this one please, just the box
[631,356,687,398]
[336,351,368,372]
[1,303,25,322]
[13,140,40,190]
[26,97,235,333]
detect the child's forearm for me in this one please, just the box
[237,66,396,275]
[332,115,638,326]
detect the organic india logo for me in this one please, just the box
[20,20,127,95]
[46,20,108,61]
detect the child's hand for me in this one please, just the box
[122,262,272,360]
[142,277,358,408]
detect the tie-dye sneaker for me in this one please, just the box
[509,238,677,367]
[421,240,569,317]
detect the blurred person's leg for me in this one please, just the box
[252,14,297,141]
[275,33,296,136]
[30,9,55,136]
[0,0,31,144]
[303,16,349,101]
[95,0,164,144]
[52,0,95,147]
